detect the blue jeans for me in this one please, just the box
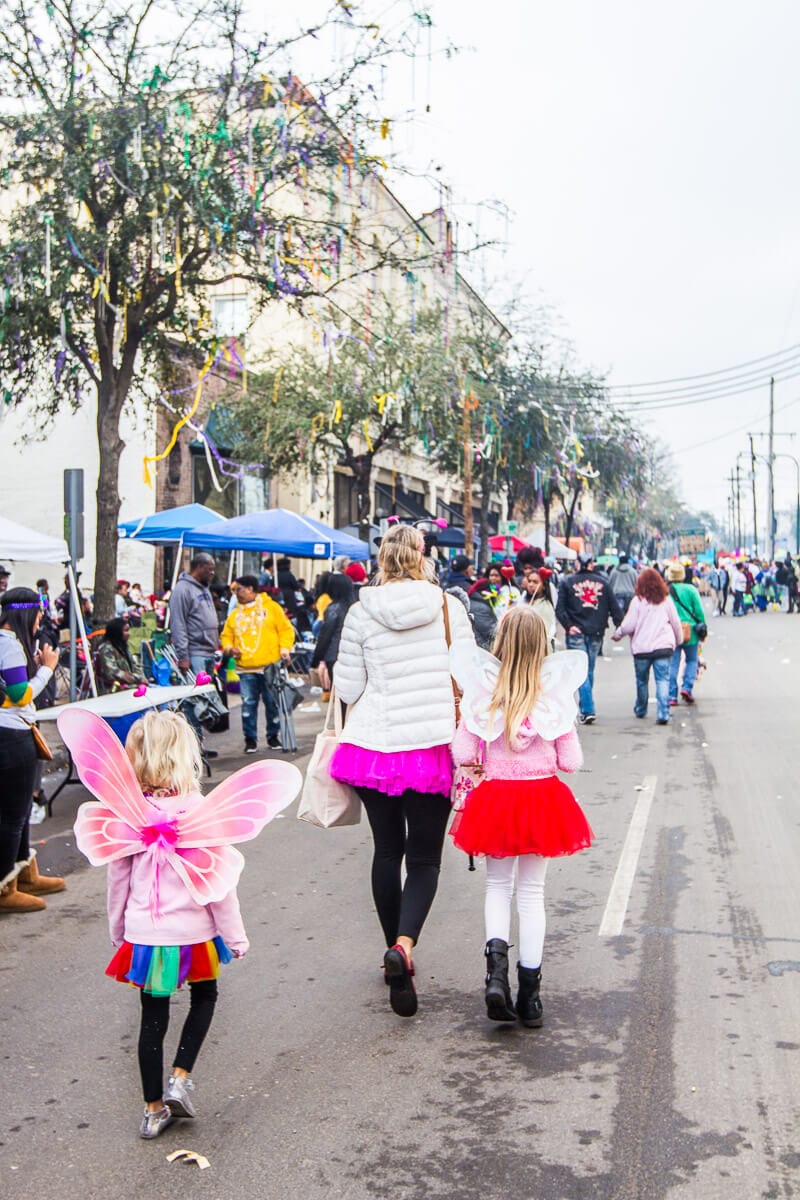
[732,590,745,616]
[184,654,216,745]
[239,671,279,742]
[634,656,671,721]
[669,642,699,701]
[565,633,603,716]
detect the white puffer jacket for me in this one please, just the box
[334,580,475,752]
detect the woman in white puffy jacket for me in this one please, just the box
[330,524,474,1017]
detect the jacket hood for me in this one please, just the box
[177,571,206,589]
[358,580,443,631]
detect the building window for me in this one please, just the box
[211,294,249,337]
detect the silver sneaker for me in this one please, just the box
[164,1074,196,1118]
[139,1105,174,1139]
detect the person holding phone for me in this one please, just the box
[0,587,64,913]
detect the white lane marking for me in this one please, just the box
[599,775,658,937]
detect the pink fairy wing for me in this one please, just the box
[175,760,302,849]
[74,801,142,866]
[57,708,149,828]
[169,845,245,905]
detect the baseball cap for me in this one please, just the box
[451,554,473,572]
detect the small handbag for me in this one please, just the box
[451,739,485,811]
[27,719,54,762]
[297,687,361,828]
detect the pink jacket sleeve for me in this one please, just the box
[452,721,481,766]
[207,888,249,956]
[555,728,583,773]
[107,857,133,947]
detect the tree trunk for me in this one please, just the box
[462,404,474,558]
[477,456,492,569]
[542,488,551,555]
[352,453,374,542]
[93,380,126,623]
[563,483,583,548]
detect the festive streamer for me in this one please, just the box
[143,347,216,484]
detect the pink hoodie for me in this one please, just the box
[105,791,248,954]
[612,595,682,656]
[452,720,583,781]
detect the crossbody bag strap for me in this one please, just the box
[441,593,462,723]
[669,585,695,621]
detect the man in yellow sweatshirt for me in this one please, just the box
[221,575,296,753]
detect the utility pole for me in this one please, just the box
[728,473,736,548]
[768,376,775,560]
[749,434,758,556]
[735,461,742,550]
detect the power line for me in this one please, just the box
[605,341,800,393]
[674,395,800,454]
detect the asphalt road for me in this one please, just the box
[2,607,799,1200]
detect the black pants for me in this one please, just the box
[0,727,36,882]
[357,787,452,946]
[138,980,218,1103]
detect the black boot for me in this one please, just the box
[516,964,543,1028]
[484,939,517,1022]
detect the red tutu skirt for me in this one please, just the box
[449,776,593,859]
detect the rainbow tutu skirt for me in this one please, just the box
[106,936,233,997]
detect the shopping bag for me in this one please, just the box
[450,740,486,811]
[297,689,361,827]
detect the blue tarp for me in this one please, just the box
[183,509,371,559]
[118,504,224,545]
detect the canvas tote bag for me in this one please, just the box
[297,687,361,827]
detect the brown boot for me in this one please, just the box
[0,874,46,913]
[17,851,66,896]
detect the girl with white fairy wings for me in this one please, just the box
[60,707,301,1139]
[449,606,593,1028]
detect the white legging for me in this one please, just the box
[484,854,548,969]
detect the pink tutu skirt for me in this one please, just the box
[329,741,453,797]
[450,776,593,859]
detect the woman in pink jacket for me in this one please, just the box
[611,567,683,725]
[449,607,592,1029]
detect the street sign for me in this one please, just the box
[499,520,518,535]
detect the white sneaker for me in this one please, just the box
[139,1105,174,1138]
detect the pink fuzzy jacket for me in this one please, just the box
[611,595,682,656]
[452,719,583,780]
[106,855,248,954]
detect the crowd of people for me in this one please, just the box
[1,527,797,1139]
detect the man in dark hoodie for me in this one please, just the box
[169,552,220,754]
[556,553,623,724]
[444,554,475,590]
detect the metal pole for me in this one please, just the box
[749,434,758,556]
[735,461,742,551]
[768,376,775,561]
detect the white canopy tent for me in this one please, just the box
[524,527,578,561]
[0,516,97,695]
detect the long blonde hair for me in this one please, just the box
[377,523,426,584]
[126,709,202,796]
[489,606,549,749]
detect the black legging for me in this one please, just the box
[0,727,36,882]
[138,980,218,1103]
[357,787,452,946]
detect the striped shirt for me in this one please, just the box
[0,629,52,730]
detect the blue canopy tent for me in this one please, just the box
[118,503,224,545]
[183,509,371,560]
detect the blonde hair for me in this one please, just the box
[126,709,202,796]
[377,523,426,584]
[489,606,549,749]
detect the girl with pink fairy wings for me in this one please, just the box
[60,707,301,1140]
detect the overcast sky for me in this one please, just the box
[354,0,800,532]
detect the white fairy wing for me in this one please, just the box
[530,650,588,740]
[450,642,588,742]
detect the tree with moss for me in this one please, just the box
[0,0,436,615]
[230,298,463,536]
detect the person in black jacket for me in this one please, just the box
[467,578,498,649]
[311,573,356,692]
[556,554,623,724]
